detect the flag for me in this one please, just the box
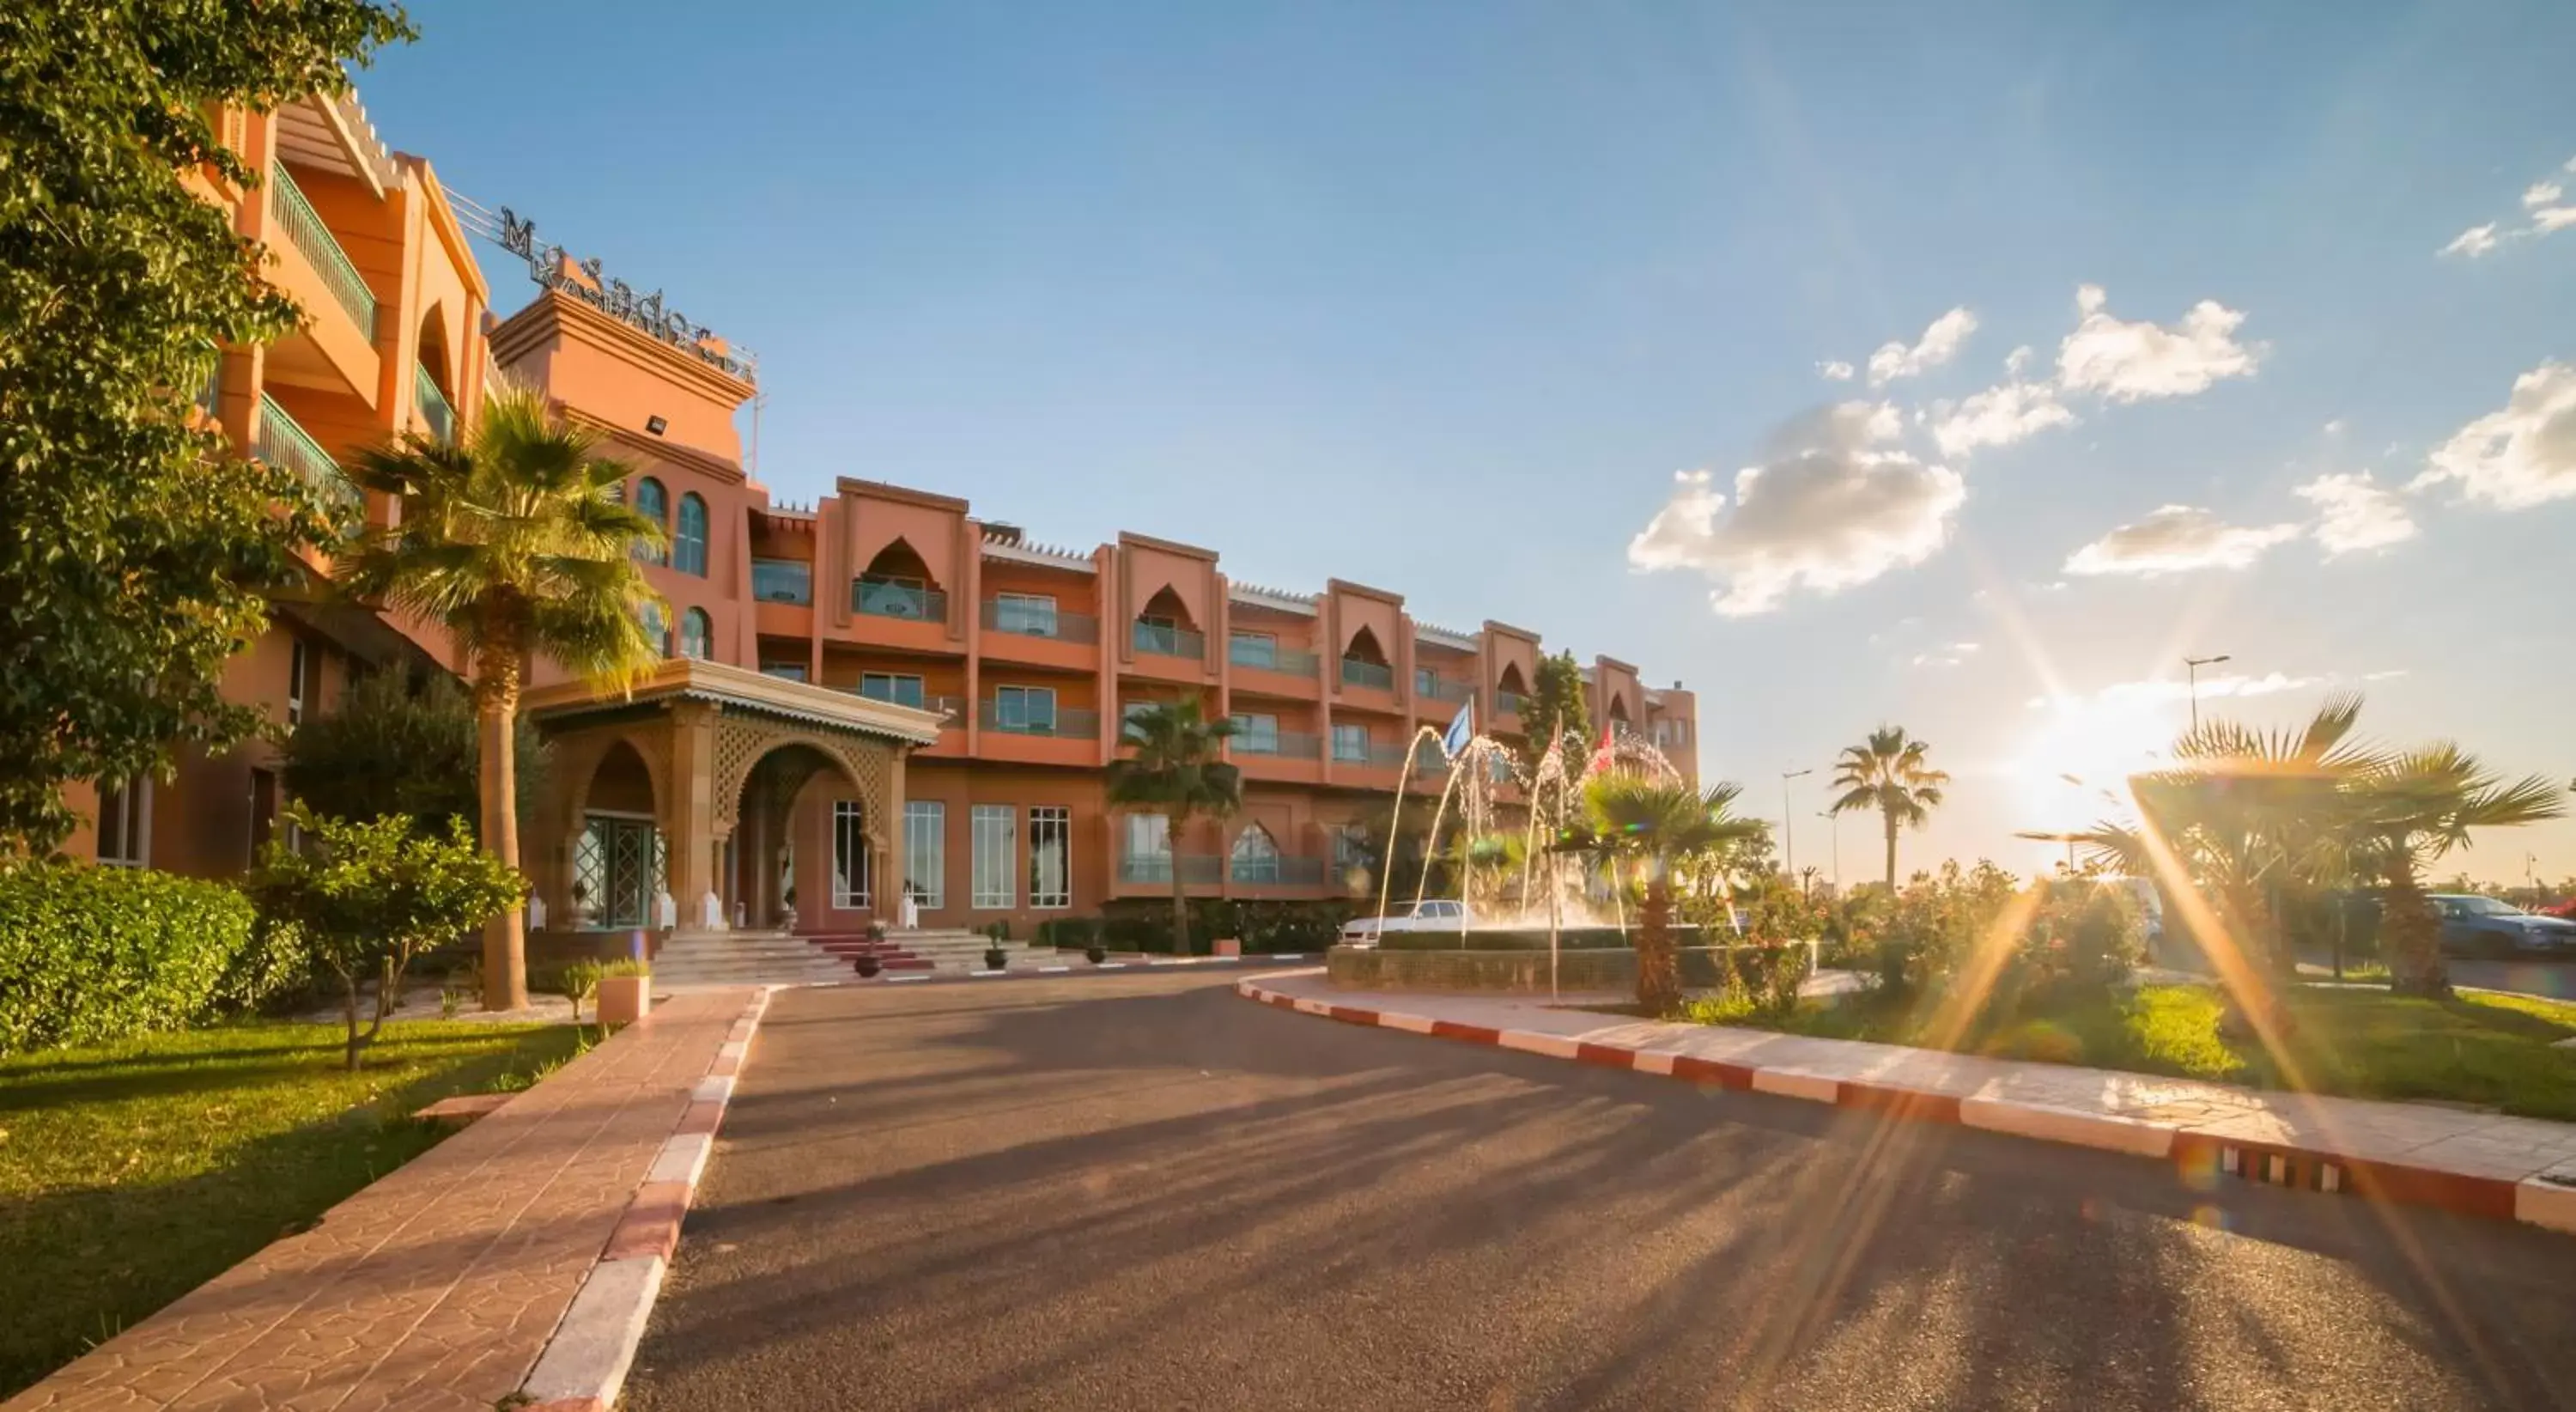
[1441,702,1474,759]
[1589,723,1617,774]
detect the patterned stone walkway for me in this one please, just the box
[4,989,753,1412]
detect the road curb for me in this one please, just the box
[518,985,775,1410]
[1236,977,2575,1235]
[829,952,1314,987]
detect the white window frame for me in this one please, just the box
[971,804,1016,909]
[1028,806,1071,909]
[1228,630,1277,670]
[95,776,151,867]
[287,638,308,727]
[904,800,945,910]
[860,672,927,708]
[995,685,1057,733]
[1230,711,1279,752]
[1230,823,1280,882]
[1331,722,1368,763]
[994,592,1058,636]
[678,608,712,660]
[832,801,870,909]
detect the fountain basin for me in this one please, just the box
[1327,941,1802,995]
[1373,926,1700,952]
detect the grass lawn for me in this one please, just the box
[0,1019,589,1399]
[1695,983,2576,1121]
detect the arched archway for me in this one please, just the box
[570,739,664,928]
[1230,821,1281,883]
[857,537,943,620]
[1496,662,1529,697]
[726,739,873,932]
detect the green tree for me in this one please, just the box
[248,806,526,1069]
[1581,775,1765,1014]
[1829,726,1950,892]
[1105,699,1240,954]
[0,2,413,855]
[279,672,546,833]
[2348,744,2562,998]
[336,385,665,1011]
[1523,651,1591,774]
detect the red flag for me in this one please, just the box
[1589,723,1617,774]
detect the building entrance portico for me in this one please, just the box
[526,660,945,934]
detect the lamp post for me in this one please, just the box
[2184,654,2232,733]
[1781,768,1813,878]
[1818,810,1840,886]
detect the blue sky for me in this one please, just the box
[356,1,2576,880]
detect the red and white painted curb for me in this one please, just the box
[519,986,775,1412]
[1236,978,2576,1236]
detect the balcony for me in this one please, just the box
[981,599,1099,643]
[854,576,947,623]
[1494,691,1528,718]
[254,393,358,513]
[848,685,963,723]
[1119,852,1223,885]
[268,163,377,335]
[752,559,813,606]
[978,701,1102,739]
[1340,658,1394,691]
[1229,855,1327,886]
[1132,621,1205,660]
[1416,676,1473,704]
[1232,731,1322,759]
[1228,636,1319,676]
[413,363,454,443]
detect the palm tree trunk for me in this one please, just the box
[1636,874,1680,1015]
[476,641,529,1012]
[2384,855,2447,999]
[1882,812,1899,892]
[1168,814,1190,956]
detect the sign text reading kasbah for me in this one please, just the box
[497,209,757,384]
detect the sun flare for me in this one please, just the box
[2011,691,2178,831]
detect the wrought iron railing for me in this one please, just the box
[981,599,1098,642]
[254,393,359,513]
[1230,855,1327,886]
[1493,691,1528,717]
[979,701,1101,739]
[751,559,813,606]
[1119,852,1223,884]
[854,577,947,622]
[1132,621,1205,659]
[1233,730,1322,759]
[268,163,377,333]
[1340,658,1394,691]
[413,363,454,442]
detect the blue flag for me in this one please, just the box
[1441,701,1474,758]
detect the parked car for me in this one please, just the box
[1338,898,1477,946]
[2427,894,2576,959]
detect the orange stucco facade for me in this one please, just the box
[65,82,1701,943]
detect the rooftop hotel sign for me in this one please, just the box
[497,209,756,384]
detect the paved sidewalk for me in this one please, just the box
[1241,969,2576,1232]
[5,989,756,1412]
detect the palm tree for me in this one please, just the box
[337,384,667,1011]
[1583,776,1765,1014]
[1829,727,1950,891]
[1106,698,1241,954]
[2347,744,2562,998]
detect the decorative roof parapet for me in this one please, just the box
[1228,581,1318,615]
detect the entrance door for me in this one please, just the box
[577,814,665,928]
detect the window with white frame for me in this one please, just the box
[95,776,150,867]
[903,800,945,909]
[860,673,926,708]
[1028,806,1070,908]
[1230,823,1280,882]
[287,638,309,727]
[1124,812,1169,871]
[1230,712,1279,752]
[832,801,870,909]
[994,592,1057,636]
[971,804,1015,908]
[994,685,1056,733]
[1331,722,1368,763]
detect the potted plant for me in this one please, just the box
[1085,940,1108,965]
[854,952,882,978]
[596,958,652,1026]
[777,883,798,934]
[983,940,1009,972]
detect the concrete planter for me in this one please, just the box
[598,974,652,1026]
[1213,939,1242,958]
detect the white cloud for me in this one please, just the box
[2414,361,2576,509]
[2033,672,2328,712]
[2441,222,2501,258]
[2294,472,2418,557]
[1818,360,1855,381]
[2534,206,2576,233]
[1929,375,2078,458]
[2525,180,2565,210]
[1866,307,1978,386]
[1629,402,1965,617]
[2056,285,2261,401]
[1911,642,1983,669]
[2323,418,2347,435]
[2063,504,2301,577]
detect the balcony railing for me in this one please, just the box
[1132,621,1205,660]
[254,393,359,513]
[751,558,813,606]
[1340,658,1394,691]
[195,350,223,423]
[854,577,947,622]
[981,600,1099,643]
[1417,677,1473,703]
[848,685,963,722]
[1231,730,1322,759]
[1228,637,1320,676]
[1493,691,1528,717]
[1229,855,1327,886]
[268,163,377,333]
[979,701,1101,739]
[413,363,454,443]
[1119,852,1223,885]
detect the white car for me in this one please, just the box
[1339,899,1477,946]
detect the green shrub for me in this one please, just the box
[550,961,604,1023]
[1094,898,1359,953]
[600,957,650,978]
[0,862,274,1055]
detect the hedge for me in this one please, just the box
[0,863,284,1055]
[1040,898,1364,954]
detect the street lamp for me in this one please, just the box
[1817,810,1840,886]
[2183,654,2232,733]
[1780,768,1813,877]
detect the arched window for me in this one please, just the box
[634,478,669,565]
[641,600,670,658]
[678,607,712,660]
[676,493,709,576]
[1229,824,1281,883]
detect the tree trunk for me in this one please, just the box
[1636,874,1680,1015]
[1168,815,1190,956]
[2384,857,2448,999]
[1882,813,1899,892]
[476,639,529,1012]
[343,973,363,1072]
